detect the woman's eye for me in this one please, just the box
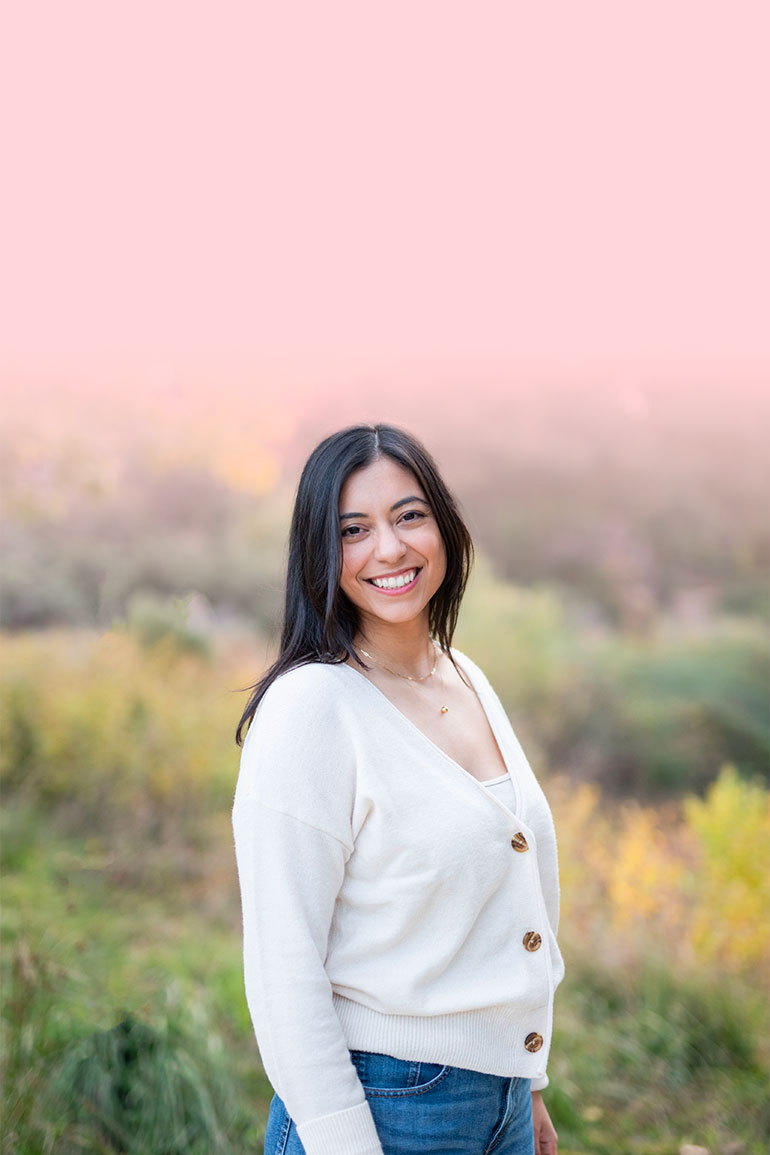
[400,510,426,523]
[341,525,364,538]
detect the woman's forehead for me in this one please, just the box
[339,457,424,508]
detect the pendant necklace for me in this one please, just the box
[358,639,450,715]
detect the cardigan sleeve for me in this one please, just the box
[232,667,383,1155]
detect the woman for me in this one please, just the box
[233,424,563,1155]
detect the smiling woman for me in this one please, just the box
[338,458,447,630]
[232,424,563,1155]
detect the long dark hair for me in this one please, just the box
[235,423,474,744]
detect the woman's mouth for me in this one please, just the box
[366,567,421,593]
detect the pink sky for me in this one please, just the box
[2,1,768,397]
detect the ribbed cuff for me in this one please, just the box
[530,1074,549,1092]
[296,1100,383,1155]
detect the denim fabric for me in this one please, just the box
[264,1051,534,1155]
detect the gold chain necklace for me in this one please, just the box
[358,640,449,714]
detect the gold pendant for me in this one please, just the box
[440,705,449,714]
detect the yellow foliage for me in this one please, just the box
[605,806,689,931]
[0,629,262,840]
[553,765,770,975]
[682,765,770,970]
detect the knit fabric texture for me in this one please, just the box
[232,651,564,1155]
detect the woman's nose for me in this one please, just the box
[374,522,407,562]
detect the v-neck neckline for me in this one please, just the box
[336,651,523,816]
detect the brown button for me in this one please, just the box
[524,1032,544,1053]
[523,931,542,952]
[511,832,529,852]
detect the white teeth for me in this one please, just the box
[372,569,416,589]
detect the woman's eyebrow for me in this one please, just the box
[391,496,429,512]
[339,496,429,521]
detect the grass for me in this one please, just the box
[548,959,769,1154]
[1,811,273,1154]
[1,625,768,1153]
[3,798,767,1154]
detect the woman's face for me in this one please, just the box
[338,456,447,633]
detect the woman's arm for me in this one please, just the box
[232,668,383,1155]
[233,792,383,1155]
[532,1090,558,1155]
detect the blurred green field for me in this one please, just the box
[1,583,768,1154]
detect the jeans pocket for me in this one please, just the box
[350,1051,452,1098]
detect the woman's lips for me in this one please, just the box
[365,567,421,594]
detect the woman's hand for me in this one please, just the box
[531,1090,558,1155]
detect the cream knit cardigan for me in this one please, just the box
[232,651,564,1155]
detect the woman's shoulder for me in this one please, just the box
[252,660,357,726]
[239,661,359,782]
[237,661,359,832]
[265,658,349,694]
[263,660,353,693]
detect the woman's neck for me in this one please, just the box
[355,616,436,677]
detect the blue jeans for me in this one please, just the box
[264,1051,534,1154]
